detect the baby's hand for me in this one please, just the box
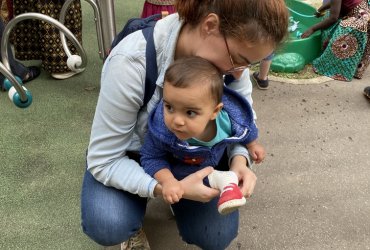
[161,178,184,204]
[248,143,266,164]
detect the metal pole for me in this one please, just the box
[94,0,116,57]
[61,0,104,59]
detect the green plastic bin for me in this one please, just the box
[271,0,323,73]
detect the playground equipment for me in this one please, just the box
[0,13,86,108]
[271,0,323,73]
[1,0,116,108]
[60,0,116,60]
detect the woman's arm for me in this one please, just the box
[87,34,158,198]
[153,168,221,202]
[229,155,257,198]
[317,1,332,14]
[302,0,342,38]
[180,167,220,202]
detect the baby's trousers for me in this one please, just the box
[80,169,239,250]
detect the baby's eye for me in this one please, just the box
[187,110,197,117]
[164,104,174,113]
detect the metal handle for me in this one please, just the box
[60,0,105,59]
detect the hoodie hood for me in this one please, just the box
[147,86,257,146]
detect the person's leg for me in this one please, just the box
[171,151,239,250]
[258,59,272,80]
[0,18,29,80]
[172,198,239,250]
[364,86,370,99]
[252,53,274,90]
[81,168,148,246]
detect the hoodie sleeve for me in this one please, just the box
[87,34,158,198]
[242,123,259,145]
[141,129,172,177]
[225,69,257,168]
[226,69,257,120]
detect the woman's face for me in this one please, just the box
[196,34,274,79]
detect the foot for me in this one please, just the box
[120,228,150,250]
[251,71,269,90]
[217,183,246,215]
[364,86,370,99]
[23,66,41,83]
[51,69,84,80]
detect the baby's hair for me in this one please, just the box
[164,57,223,104]
[176,0,289,49]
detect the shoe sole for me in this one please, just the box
[251,74,269,90]
[218,197,246,215]
[51,69,84,80]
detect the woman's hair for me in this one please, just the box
[164,57,223,104]
[176,0,289,48]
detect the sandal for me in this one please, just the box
[51,70,81,80]
[23,66,41,83]
[364,86,370,99]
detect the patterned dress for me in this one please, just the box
[141,0,175,18]
[313,0,370,81]
[12,0,82,74]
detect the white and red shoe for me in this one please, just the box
[217,183,246,215]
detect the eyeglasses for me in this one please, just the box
[224,36,253,75]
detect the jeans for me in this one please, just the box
[81,169,147,246]
[81,170,239,250]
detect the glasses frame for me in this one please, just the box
[223,36,249,74]
[223,36,262,75]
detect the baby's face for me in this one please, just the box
[163,82,219,141]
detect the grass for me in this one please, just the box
[0,0,144,249]
[251,63,320,79]
[269,64,319,79]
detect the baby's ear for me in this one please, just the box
[211,102,223,120]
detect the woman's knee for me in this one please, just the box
[173,199,239,250]
[80,169,147,246]
[82,212,142,246]
[180,222,238,250]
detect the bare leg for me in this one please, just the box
[257,59,272,80]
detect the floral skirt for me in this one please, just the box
[313,0,370,81]
[12,0,82,74]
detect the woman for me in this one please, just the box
[81,0,289,249]
[141,0,176,18]
[302,0,370,81]
[12,0,83,80]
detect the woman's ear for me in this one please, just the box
[211,102,223,120]
[200,13,221,37]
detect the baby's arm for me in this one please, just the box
[154,168,184,204]
[246,140,266,164]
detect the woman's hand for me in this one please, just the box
[301,28,315,38]
[229,155,257,198]
[180,167,220,202]
[315,10,326,18]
